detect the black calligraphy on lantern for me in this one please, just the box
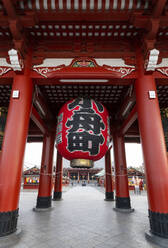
[68,98,104,113]
[66,113,104,134]
[67,131,104,155]
[66,98,105,156]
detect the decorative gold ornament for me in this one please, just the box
[70,159,93,168]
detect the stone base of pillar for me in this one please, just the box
[115,196,131,209]
[149,210,168,238]
[104,192,114,201]
[53,192,62,201]
[0,228,21,248]
[36,196,52,208]
[146,231,168,248]
[0,209,18,237]
[113,207,134,213]
[33,207,53,212]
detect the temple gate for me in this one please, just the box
[0,0,168,246]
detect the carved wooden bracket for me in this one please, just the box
[0,67,12,76]
[33,58,135,78]
[157,67,168,77]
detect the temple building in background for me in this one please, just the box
[23,166,145,190]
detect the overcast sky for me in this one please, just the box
[24,142,143,170]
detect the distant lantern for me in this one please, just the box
[56,98,110,168]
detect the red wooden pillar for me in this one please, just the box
[113,134,132,210]
[0,55,33,236]
[136,50,168,238]
[53,151,63,200]
[36,132,55,209]
[105,150,114,201]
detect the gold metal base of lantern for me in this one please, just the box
[70,159,94,168]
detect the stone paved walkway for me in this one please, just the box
[1,185,160,248]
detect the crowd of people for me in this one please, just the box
[132,176,144,194]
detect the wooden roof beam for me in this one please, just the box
[118,106,137,136]
[2,0,16,20]
[124,137,140,143]
[115,86,135,121]
[27,137,43,143]
[125,124,139,137]
[34,86,54,121]
[0,13,166,29]
[0,14,37,27]
[2,0,27,56]
[32,11,132,22]
[28,130,43,137]
[31,106,48,135]
[152,0,167,18]
[144,0,167,42]
[9,20,23,40]
[32,50,135,60]
[131,1,166,59]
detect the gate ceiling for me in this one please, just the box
[0,0,168,142]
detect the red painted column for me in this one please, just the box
[36,132,55,209]
[136,49,168,238]
[113,133,132,210]
[0,54,33,236]
[105,150,114,201]
[53,151,63,200]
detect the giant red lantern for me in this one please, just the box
[56,98,110,167]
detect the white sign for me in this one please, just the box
[148,91,156,99]
[12,90,20,99]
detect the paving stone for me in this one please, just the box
[1,185,162,248]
